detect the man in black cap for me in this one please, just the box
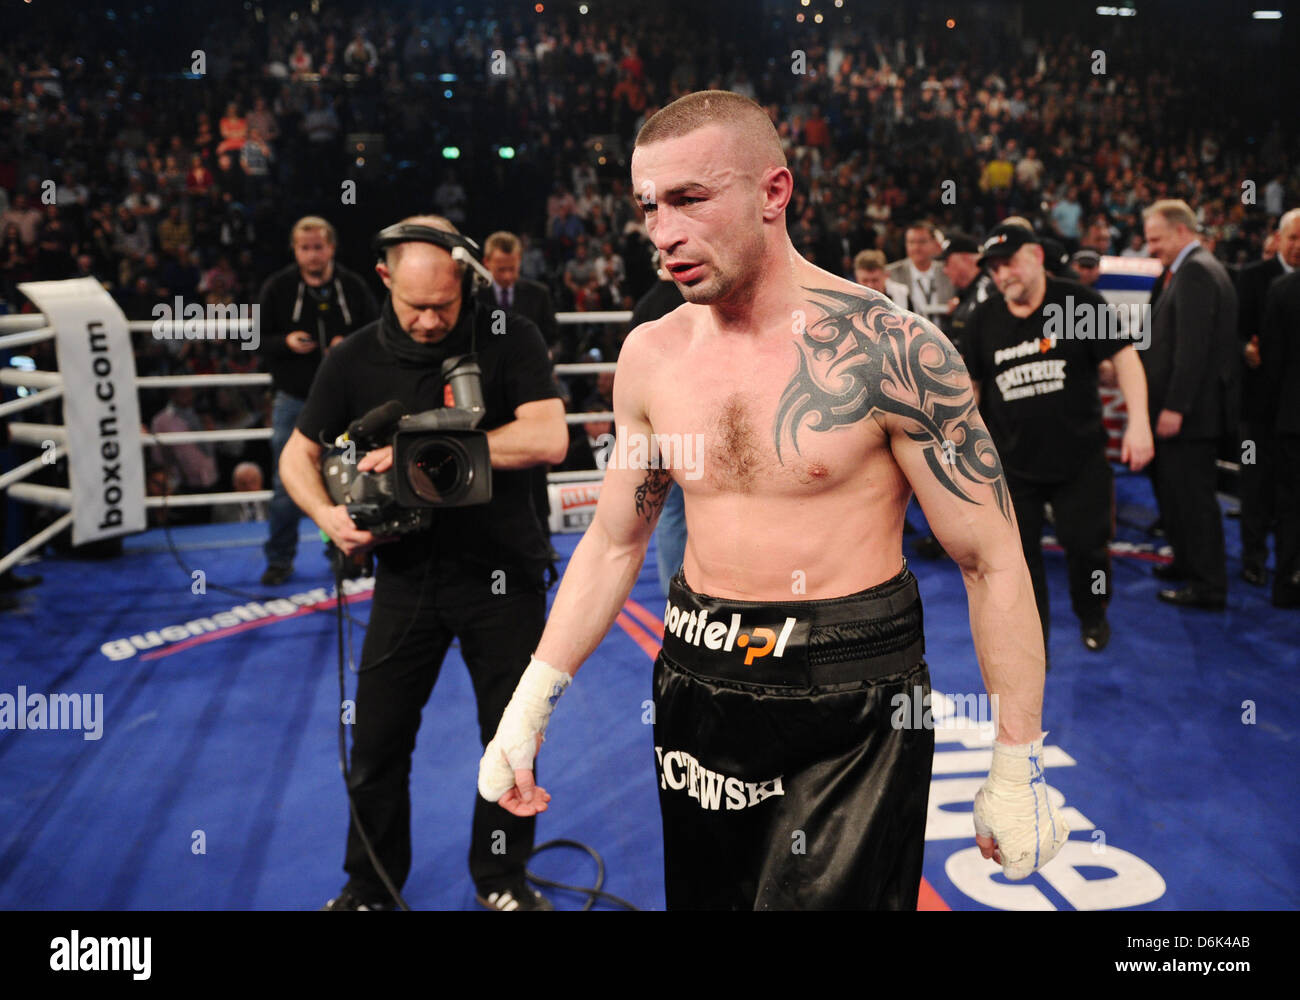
[964,224,1155,654]
[939,231,997,362]
[1071,249,1102,289]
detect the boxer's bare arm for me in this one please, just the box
[533,327,669,676]
[780,286,1043,744]
[880,313,1044,745]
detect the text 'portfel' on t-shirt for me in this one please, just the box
[964,276,1129,482]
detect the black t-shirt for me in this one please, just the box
[297,300,559,599]
[964,277,1128,482]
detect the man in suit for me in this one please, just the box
[478,231,561,557]
[1141,199,1240,608]
[887,221,954,327]
[1235,209,1298,586]
[212,462,270,523]
[478,230,558,352]
[1260,256,1300,608]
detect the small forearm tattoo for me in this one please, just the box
[775,286,1012,523]
[633,468,673,523]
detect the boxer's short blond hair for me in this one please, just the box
[635,90,786,173]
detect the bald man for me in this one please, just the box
[478,92,1066,910]
[280,214,568,912]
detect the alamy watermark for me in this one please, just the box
[1041,296,1149,351]
[151,297,260,351]
[593,428,707,480]
[891,686,999,733]
[1,686,104,740]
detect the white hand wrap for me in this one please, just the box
[477,656,571,802]
[972,735,1069,880]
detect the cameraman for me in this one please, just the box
[278,215,568,911]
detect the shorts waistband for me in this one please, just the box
[661,564,925,687]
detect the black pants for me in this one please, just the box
[653,566,933,910]
[1238,421,1277,574]
[1274,434,1300,604]
[1150,437,1227,597]
[342,578,545,903]
[1008,449,1113,644]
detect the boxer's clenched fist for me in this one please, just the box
[973,735,1069,879]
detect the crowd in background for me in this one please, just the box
[0,0,1296,527]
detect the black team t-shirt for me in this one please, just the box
[964,276,1129,483]
[297,299,559,602]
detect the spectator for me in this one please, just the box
[289,40,313,78]
[240,126,274,180]
[185,153,215,196]
[564,238,599,307]
[344,31,378,73]
[246,95,280,144]
[212,462,269,524]
[853,248,909,307]
[150,386,219,523]
[157,204,192,259]
[1,193,43,246]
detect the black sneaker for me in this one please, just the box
[321,888,394,911]
[261,564,292,586]
[1080,618,1110,652]
[476,883,554,912]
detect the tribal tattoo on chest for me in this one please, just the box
[774,286,1012,523]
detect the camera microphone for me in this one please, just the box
[337,400,408,448]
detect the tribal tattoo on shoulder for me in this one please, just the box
[634,467,673,523]
[774,286,1012,523]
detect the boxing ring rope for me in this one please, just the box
[0,307,632,569]
[3,295,1241,571]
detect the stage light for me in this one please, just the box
[1252,10,1282,18]
[498,146,516,159]
[442,146,461,160]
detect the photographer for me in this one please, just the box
[258,216,378,586]
[278,215,568,911]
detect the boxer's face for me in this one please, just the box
[381,244,463,343]
[632,125,768,307]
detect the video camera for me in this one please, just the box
[321,353,493,539]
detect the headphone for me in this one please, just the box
[371,223,489,299]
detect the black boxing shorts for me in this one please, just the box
[652,563,934,910]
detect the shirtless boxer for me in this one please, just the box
[480,91,1066,909]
